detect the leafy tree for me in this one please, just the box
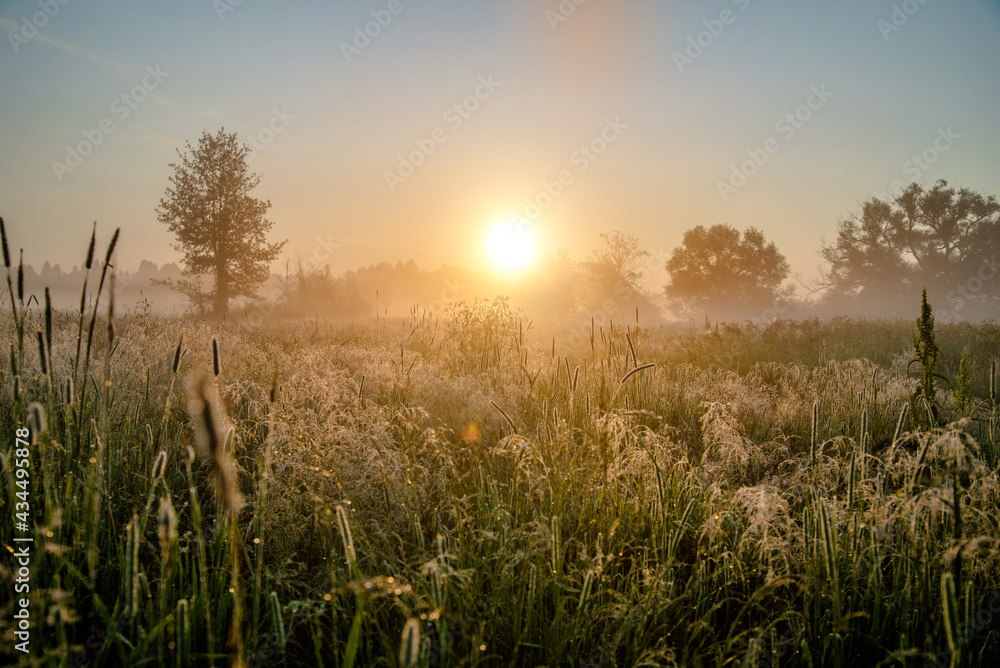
[664,224,790,319]
[281,256,337,317]
[578,230,660,320]
[582,230,650,294]
[156,128,285,318]
[819,180,1000,317]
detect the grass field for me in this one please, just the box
[3,270,1000,666]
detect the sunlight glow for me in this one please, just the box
[484,219,538,274]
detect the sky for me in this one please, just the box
[1,0,999,294]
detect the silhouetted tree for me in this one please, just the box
[283,256,337,316]
[577,230,659,322]
[156,128,285,318]
[582,230,650,295]
[665,224,789,319]
[819,180,1000,318]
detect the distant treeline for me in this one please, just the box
[14,260,189,312]
[9,252,999,327]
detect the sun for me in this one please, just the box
[484,219,538,274]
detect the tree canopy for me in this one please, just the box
[819,180,1000,319]
[156,128,285,317]
[664,224,790,319]
[581,231,650,296]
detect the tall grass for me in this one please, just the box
[1,232,999,666]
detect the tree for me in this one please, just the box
[276,256,337,317]
[576,230,663,322]
[581,230,650,295]
[664,224,790,319]
[819,180,1000,318]
[156,128,285,318]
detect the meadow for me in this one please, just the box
[2,265,1000,666]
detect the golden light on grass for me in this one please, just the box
[484,218,538,274]
[10,224,1000,666]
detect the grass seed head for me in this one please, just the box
[85,223,96,269]
[103,228,120,266]
[152,450,168,480]
[108,268,116,320]
[44,288,52,349]
[188,374,242,513]
[172,335,184,374]
[0,216,9,268]
[399,618,420,668]
[991,358,996,406]
[175,599,191,664]
[269,367,279,404]
[157,495,178,567]
[212,337,222,376]
[36,330,48,375]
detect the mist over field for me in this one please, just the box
[3,1,1000,667]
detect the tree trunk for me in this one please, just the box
[214,264,230,319]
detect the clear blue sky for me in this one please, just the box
[1,0,999,288]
